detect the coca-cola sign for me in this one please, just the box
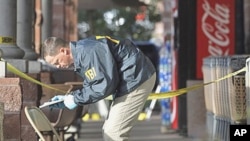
[196,0,235,79]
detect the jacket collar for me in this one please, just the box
[69,41,80,71]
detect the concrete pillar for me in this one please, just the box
[42,0,52,42]
[0,0,24,59]
[17,0,38,60]
[187,80,207,140]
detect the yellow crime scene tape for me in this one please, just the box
[2,59,247,121]
[147,66,246,100]
[3,59,247,100]
[5,61,67,94]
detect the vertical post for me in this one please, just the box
[17,0,38,60]
[42,0,52,42]
[0,0,24,59]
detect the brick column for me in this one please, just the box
[0,78,22,141]
[20,74,42,141]
[0,75,42,141]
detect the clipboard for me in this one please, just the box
[39,99,64,108]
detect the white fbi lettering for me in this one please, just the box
[234,129,247,136]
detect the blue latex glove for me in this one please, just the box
[64,94,77,110]
[49,95,66,109]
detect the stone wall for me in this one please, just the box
[20,74,42,141]
[0,78,22,141]
[0,74,41,141]
[0,68,81,141]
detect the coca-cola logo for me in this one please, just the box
[201,0,230,56]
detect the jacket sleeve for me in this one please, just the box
[71,44,119,105]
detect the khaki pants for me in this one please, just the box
[103,73,156,141]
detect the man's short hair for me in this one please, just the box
[41,37,68,59]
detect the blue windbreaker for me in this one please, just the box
[70,36,156,105]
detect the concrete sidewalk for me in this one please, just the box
[77,115,204,141]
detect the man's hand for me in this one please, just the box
[64,95,77,110]
[49,95,66,109]
[49,95,77,110]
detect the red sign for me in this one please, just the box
[196,0,235,79]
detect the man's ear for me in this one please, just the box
[59,48,65,53]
